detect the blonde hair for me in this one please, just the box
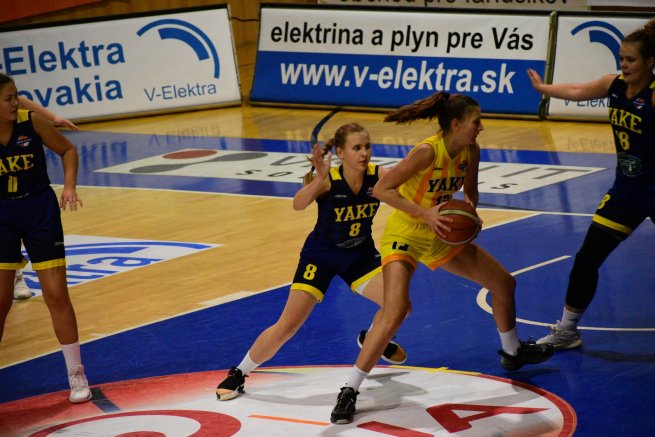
[303,123,368,184]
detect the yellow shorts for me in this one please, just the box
[380,210,465,271]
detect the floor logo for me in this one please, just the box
[137,19,221,78]
[98,148,605,195]
[21,235,219,294]
[2,366,576,436]
[571,21,624,70]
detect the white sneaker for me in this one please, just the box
[536,321,582,350]
[68,364,92,403]
[13,275,32,300]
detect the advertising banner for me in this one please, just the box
[548,15,650,119]
[250,6,551,115]
[319,0,588,11]
[0,7,241,121]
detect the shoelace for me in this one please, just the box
[69,372,88,389]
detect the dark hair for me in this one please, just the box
[383,91,480,133]
[0,72,14,89]
[624,18,655,60]
[303,122,368,184]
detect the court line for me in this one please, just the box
[476,256,655,332]
[249,414,330,426]
[53,184,296,201]
[0,283,292,370]
[309,108,341,144]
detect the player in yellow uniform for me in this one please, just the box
[331,92,554,424]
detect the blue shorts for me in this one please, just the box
[0,187,66,271]
[291,233,381,302]
[591,184,655,239]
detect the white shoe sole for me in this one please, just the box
[69,390,92,403]
[216,388,243,401]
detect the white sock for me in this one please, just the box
[344,366,368,392]
[560,308,583,331]
[498,327,520,356]
[61,342,82,372]
[237,351,260,375]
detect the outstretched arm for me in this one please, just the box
[18,96,79,131]
[527,69,615,102]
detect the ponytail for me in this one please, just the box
[384,92,479,133]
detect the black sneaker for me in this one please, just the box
[331,386,358,424]
[216,366,247,401]
[357,330,407,365]
[498,341,555,371]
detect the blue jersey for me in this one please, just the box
[293,163,383,301]
[0,110,50,199]
[607,75,655,195]
[311,163,380,249]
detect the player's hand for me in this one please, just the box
[423,201,452,239]
[54,118,79,131]
[60,187,83,211]
[311,143,331,180]
[527,69,544,90]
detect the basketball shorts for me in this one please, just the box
[0,187,66,271]
[291,233,381,302]
[380,210,465,271]
[591,185,655,239]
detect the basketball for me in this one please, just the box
[437,199,481,245]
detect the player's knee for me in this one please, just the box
[273,321,302,342]
[381,306,408,329]
[42,290,72,311]
[491,272,515,297]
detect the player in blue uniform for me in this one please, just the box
[527,18,655,349]
[0,73,91,403]
[216,123,409,400]
[12,97,78,300]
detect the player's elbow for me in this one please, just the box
[372,184,386,201]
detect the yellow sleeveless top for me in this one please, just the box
[397,133,470,221]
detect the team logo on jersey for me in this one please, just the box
[458,161,468,171]
[633,97,646,111]
[617,152,642,177]
[16,135,32,147]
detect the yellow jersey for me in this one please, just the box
[397,133,470,221]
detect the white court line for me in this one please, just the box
[0,283,291,369]
[476,255,655,332]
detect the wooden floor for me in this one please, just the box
[1,47,616,369]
